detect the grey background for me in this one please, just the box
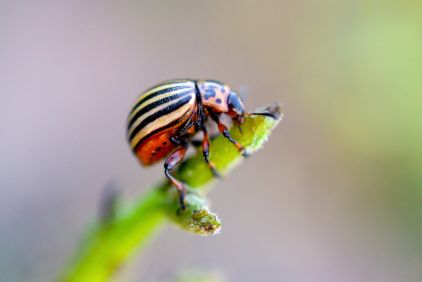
[1,1,421,282]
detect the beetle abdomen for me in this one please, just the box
[127,80,196,153]
[135,130,176,165]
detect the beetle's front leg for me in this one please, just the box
[210,113,249,157]
[201,127,221,178]
[165,139,188,210]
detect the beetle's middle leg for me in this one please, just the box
[164,139,188,210]
[201,127,221,178]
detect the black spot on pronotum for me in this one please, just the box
[216,98,222,104]
[156,147,161,151]
[162,141,167,145]
[151,152,156,156]
[204,89,216,100]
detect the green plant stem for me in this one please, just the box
[61,104,282,282]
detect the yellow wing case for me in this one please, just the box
[127,80,196,150]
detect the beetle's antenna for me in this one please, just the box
[246,103,281,120]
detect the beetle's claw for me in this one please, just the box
[176,206,186,215]
[238,124,243,135]
[211,167,222,178]
[241,148,251,158]
[177,191,186,213]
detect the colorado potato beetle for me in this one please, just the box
[127,79,272,209]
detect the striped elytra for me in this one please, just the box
[127,80,197,164]
[127,78,253,209]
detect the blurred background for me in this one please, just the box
[1,1,421,281]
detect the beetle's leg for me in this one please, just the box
[190,139,202,147]
[201,128,221,178]
[233,119,243,135]
[191,133,218,148]
[210,113,249,157]
[218,122,250,157]
[164,141,188,210]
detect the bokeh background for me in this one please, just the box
[1,1,421,281]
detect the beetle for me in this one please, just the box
[127,79,272,209]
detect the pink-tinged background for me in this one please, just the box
[1,1,421,281]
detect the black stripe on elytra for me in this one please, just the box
[128,90,192,131]
[130,84,193,114]
[132,108,191,151]
[129,94,193,141]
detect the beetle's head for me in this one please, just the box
[227,90,246,123]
